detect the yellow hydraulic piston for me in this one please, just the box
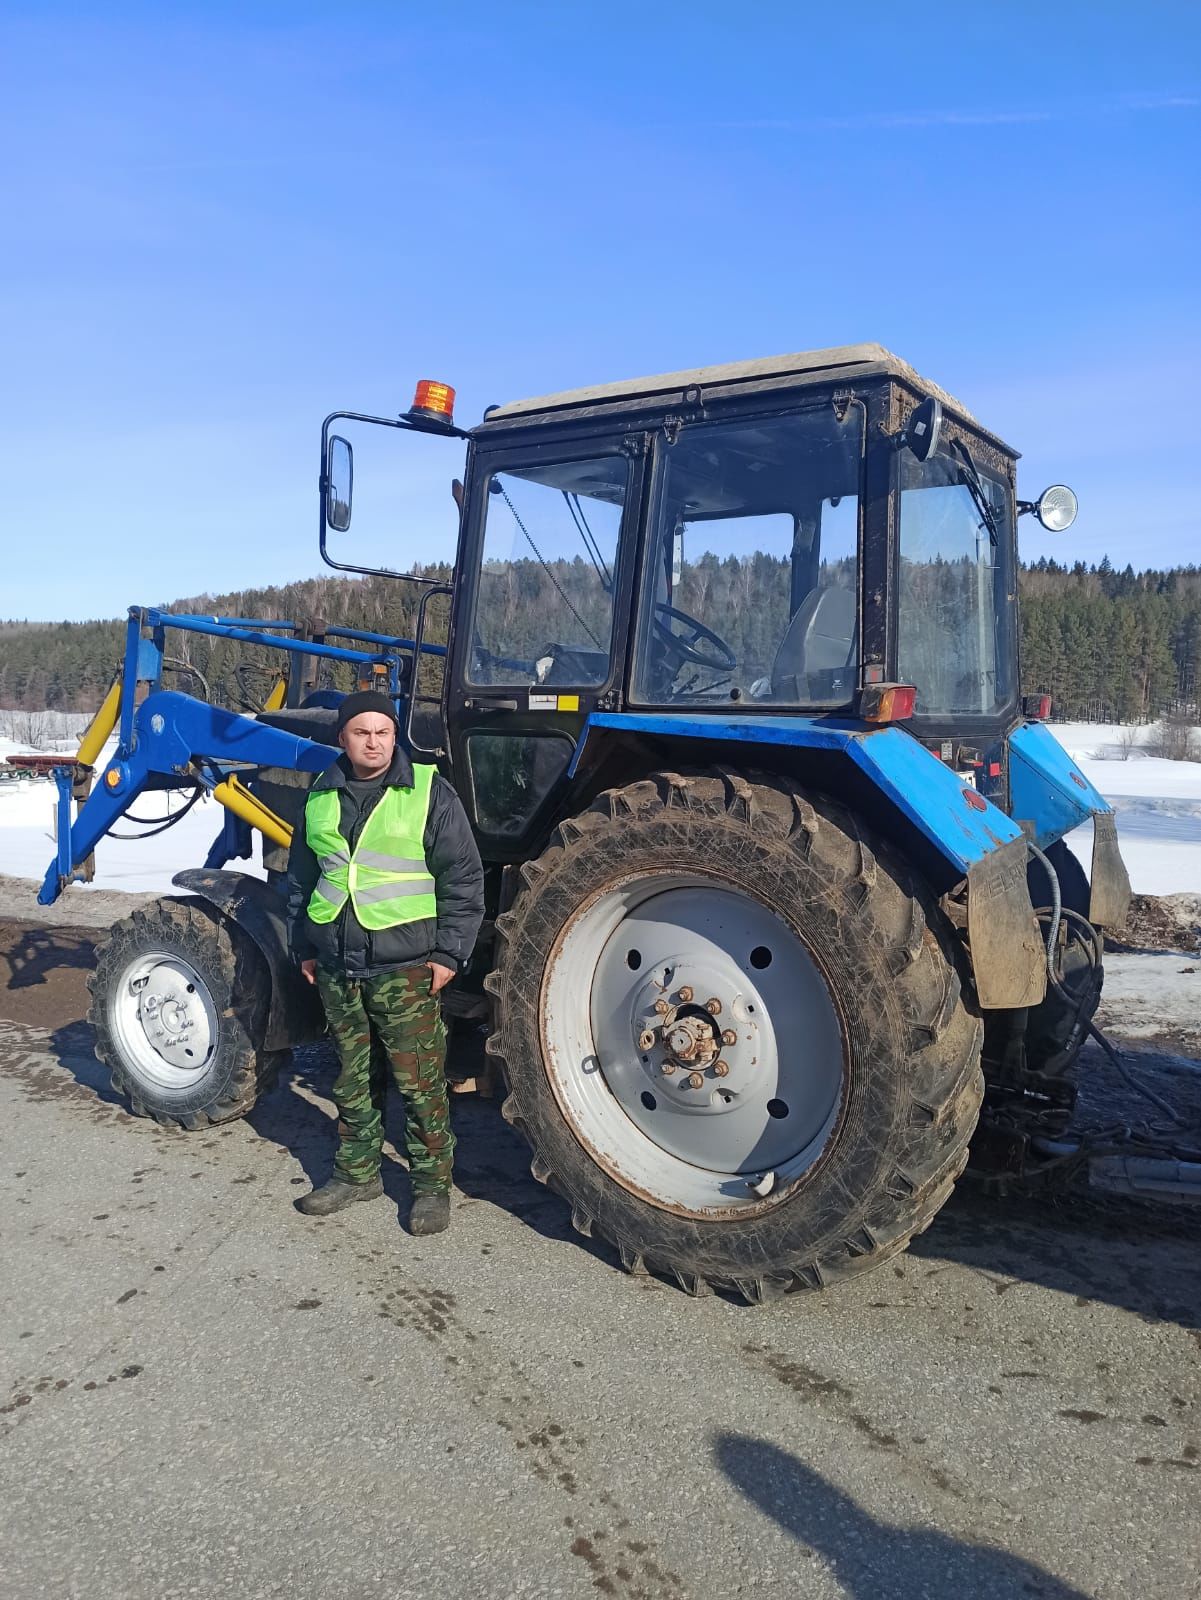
[75,679,122,768]
[262,676,288,711]
[211,774,294,850]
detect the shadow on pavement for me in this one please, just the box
[242,1035,615,1265]
[47,1020,127,1107]
[908,1178,1199,1334]
[2,924,97,990]
[713,1433,1090,1599]
[0,922,97,1030]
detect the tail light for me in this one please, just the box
[859,683,917,723]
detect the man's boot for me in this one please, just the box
[296,1175,384,1216]
[409,1192,451,1235]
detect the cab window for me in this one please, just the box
[633,409,861,706]
[469,456,628,688]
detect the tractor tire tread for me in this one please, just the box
[89,895,270,1131]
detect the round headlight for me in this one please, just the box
[1036,484,1078,532]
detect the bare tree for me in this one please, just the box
[1146,712,1200,763]
[1114,725,1141,761]
[0,707,52,749]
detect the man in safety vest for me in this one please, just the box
[285,691,484,1235]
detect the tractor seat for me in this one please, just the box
[770,585,857,702]
[254,705,341,746]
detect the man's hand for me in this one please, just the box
[300,958,317,986]
[427,961,455,995]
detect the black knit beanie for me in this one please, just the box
[334,690,400,736]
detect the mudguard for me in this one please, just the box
[1008,722,1131,927]
[568,714,1047,1008]
[172,868,326,1051]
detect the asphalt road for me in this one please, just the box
[1,998,1198,1597]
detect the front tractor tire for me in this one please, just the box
[485,771,984,1301]
[89,897,279,1129]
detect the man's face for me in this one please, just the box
[339,713,396,777]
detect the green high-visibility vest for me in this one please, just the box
[304,765,438,930]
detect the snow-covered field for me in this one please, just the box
[1054,722,1201,896]
[0,735,265,895]
[0,720,1199,899]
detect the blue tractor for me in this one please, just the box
[45,344,1130,1300]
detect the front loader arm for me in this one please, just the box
[39,690,333,905]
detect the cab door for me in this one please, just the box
[446,436,646,861]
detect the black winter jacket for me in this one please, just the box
[285,748,484,978]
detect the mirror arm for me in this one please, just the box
[318,408,463,586]
[317,531,451,588]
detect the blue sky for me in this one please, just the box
[2,1,1198,620]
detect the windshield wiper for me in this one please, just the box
[951,438,999,548]
[563,491,613,593]
[498,481,604,648]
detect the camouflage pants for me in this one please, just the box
[315,965,453,1194]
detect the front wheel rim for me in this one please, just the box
[109,949,220,1093]
[541,873,847,1217]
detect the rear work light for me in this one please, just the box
[858,683,917,723]
[405,379,456,430]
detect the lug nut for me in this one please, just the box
[721,1029,737,1046]
[713,1061,730,1077]
[653,999,670,1016]
[705,997,722,1015]
[677,985,693,1003]
[659,1061,677,1076]
[638,1030,656,1050]
[687,1071,704,1090]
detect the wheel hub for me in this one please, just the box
[543,875,847,1213]
[136,965,210,1064]
[663,1012,719,1068]
[629,962,759,1114]
[577,883,845,1183]
[111,954,219,1091]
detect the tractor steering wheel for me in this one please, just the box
[652,604,738,673]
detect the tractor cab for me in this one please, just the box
[321,344,1078,854]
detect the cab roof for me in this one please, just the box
[477,341,1009,451]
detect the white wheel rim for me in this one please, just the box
[109,949,220,1094]
[541,873,847,1216]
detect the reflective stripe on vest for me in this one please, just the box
[304,765,438,930]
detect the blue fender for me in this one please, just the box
[1007,721,1131,926]
[1008,720,1109,842]
[568,712,1047,1009]
[570,712,1025,874]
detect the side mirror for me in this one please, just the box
[326,436,353,532]
[1019,484,1078,532]
[901,396,943,462]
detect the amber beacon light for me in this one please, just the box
[406,379,457,429]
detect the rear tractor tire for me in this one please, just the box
[485,770,984,1301]
[89,896,280,1129]
[982,839,1103,1142]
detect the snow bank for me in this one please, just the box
[1049,723,1201,895]
[0,735,43,759]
